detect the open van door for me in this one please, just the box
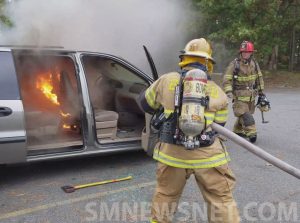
[0,50,26,164]
[141,46,159,156]
[143,46,159,81]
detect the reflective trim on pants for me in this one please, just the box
[153,149,230,169]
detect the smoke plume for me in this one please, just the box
[1,0,195,74]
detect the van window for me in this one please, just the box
[82,56,148,112]
[0,52,20,100]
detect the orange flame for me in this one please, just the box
[60,111,71,117]
[63,124,71,129]
[36,71,75,130]
[36,73,60,105]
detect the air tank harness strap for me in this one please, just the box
[159,112,177,144]
[159,127,216,149]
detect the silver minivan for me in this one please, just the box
[0,47,157,164]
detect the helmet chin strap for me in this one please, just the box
[240,54,253,64]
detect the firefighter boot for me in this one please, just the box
[233,118,246,138]
[240,112,257,143]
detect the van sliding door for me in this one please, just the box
[0,51,26,164]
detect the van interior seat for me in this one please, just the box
[94,110,119,139]
[115,87,145,115]
[58,70,80,118]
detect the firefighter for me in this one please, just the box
[139,38,240,223]
[223,40,267,143]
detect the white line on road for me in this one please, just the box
[0,181,156,220]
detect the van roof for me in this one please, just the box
[0,45,64,48]
[0,45,77,54]
[0,46,128,62]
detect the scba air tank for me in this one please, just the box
[179,69,208,148]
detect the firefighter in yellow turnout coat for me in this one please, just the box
[140,38,240,223]
[223,41,266,143]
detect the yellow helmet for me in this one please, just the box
[180,38,215,64]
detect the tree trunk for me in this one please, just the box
[289,26,296,72]
[268,45,278,71]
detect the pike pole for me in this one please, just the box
[211,123,300,180]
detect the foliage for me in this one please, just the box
[0,0,13,28]
[192,0,300,69]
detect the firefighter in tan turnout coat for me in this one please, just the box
[140,38,240,223]
[223,40,267,143]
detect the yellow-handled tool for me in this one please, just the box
[61,176,132,193]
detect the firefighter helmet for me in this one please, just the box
[256,94,271,112]
[240,40,254,52]
[180,38,215,64]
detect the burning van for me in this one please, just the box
[0,47,156,164]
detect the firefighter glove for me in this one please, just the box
[226,92,233,99]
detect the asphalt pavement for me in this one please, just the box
[0,89,300,223]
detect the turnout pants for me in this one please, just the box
[232,100,256,137]
[150,163,240,223]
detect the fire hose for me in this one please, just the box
[211,123,300,180]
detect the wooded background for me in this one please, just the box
[192,0,300,71]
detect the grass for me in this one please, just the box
[212,70,300,90]
[263,71,300,89]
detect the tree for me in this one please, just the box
[0,0,13,28]
[192,0,300,71]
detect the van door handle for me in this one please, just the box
[0,107,13,117]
